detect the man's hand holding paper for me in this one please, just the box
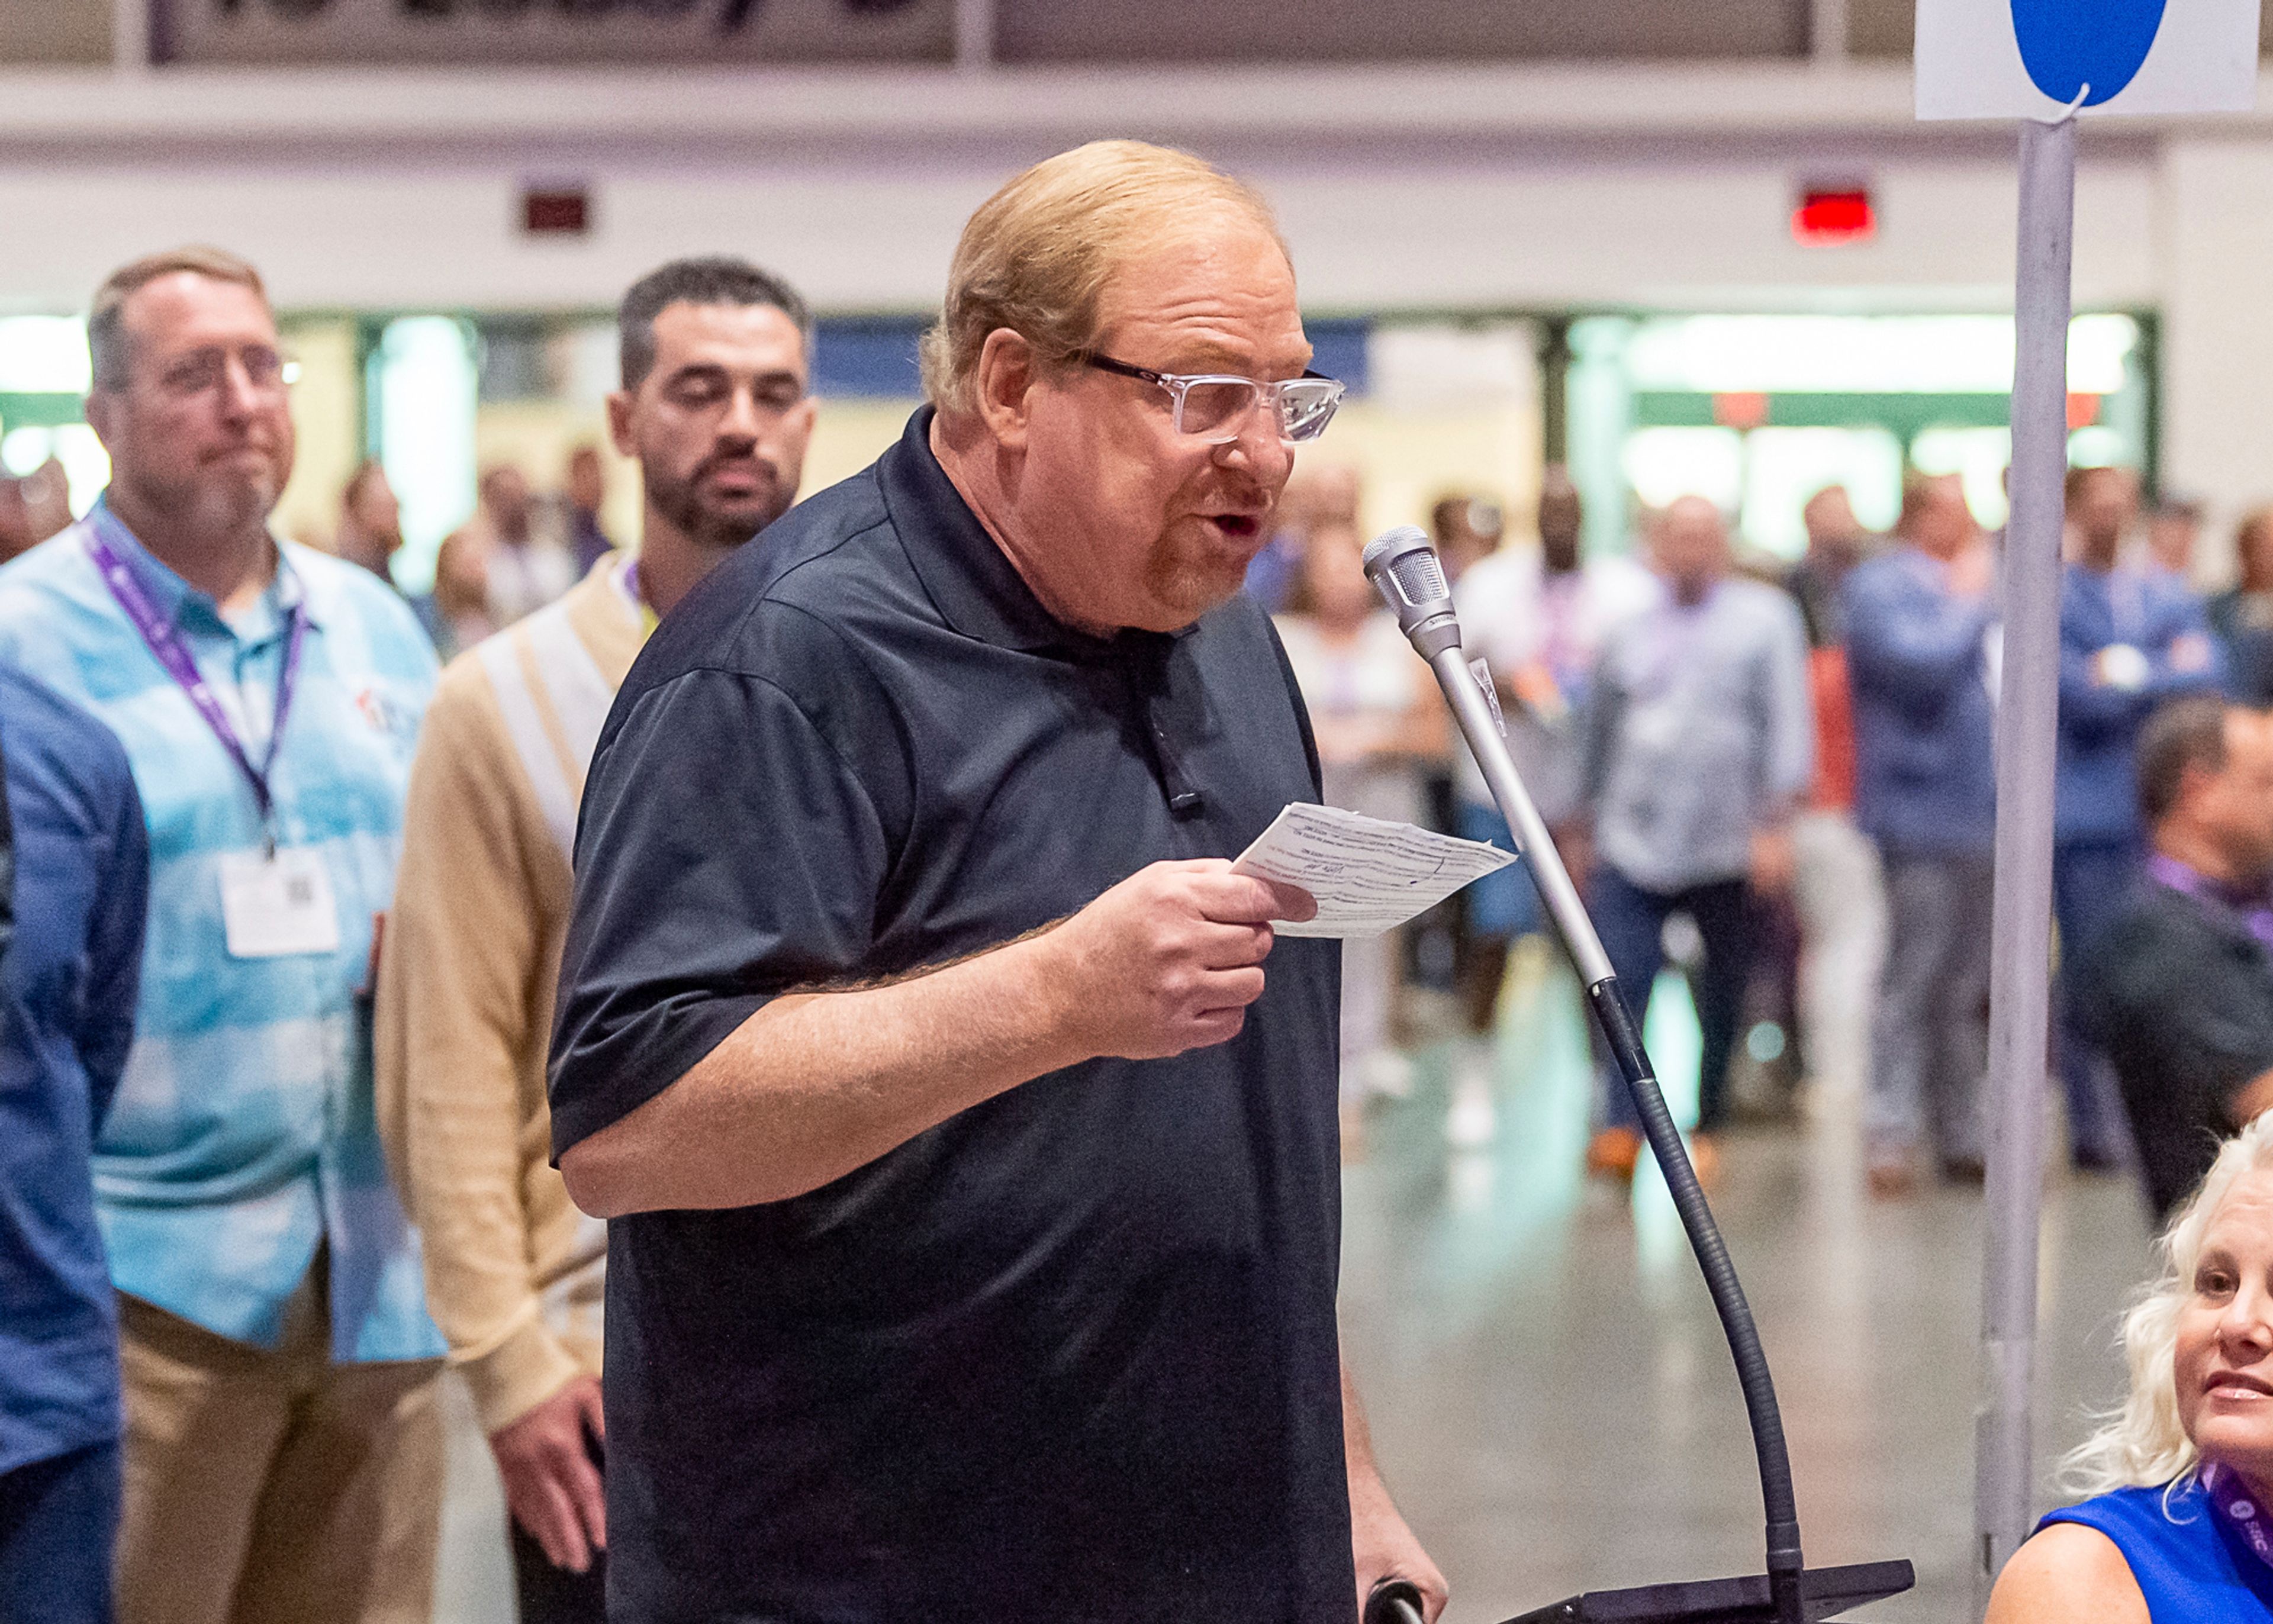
[1048,859,1319,1059]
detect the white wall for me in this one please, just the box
[1260,156,2156,312]
[0,148,2162,318]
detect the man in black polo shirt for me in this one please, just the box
[2076,694,2273,1217]
[549,140,1445,1622]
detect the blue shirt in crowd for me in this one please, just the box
[0,508,444,1362]
[2058,561,2221,846]
[0,665,147,1477]
[1841,546,1998,855]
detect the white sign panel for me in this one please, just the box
[1917,0,2261,120]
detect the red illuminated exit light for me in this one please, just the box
[1792,186,1875,245]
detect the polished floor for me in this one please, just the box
[429,946,2156,1623]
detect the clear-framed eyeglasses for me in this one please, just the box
[154,343,295,401]
[1080,352,1345,446]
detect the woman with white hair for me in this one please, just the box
[1988,1113,2273,1619]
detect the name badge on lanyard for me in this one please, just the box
[218,848,341,959]
[87,517,338,960]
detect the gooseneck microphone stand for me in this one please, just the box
[1356,528,1912,1624]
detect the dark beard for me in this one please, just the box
[645,462,778,555]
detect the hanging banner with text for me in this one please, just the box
[1916,0,2260,118]
[153,0,954,66]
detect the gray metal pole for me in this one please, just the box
[1973,111,2075,1615]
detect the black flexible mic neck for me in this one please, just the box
[1362,526,1816,1624]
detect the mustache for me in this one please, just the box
[199,437,281,462]
[1196,471,1274,504]
[692,445,779,488]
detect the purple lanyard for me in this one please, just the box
[85,515,306,848]
[2204,1463,2273,1579]
[2148,853,2273,951]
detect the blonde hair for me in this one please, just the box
[919,140,1288,414]
[2065,1112,2273,1495]
[88,246,269,390]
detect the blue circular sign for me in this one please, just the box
[2010,0,2169,104]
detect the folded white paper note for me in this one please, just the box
[1232,802,1517,939]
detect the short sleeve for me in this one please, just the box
[547,664,894,1155]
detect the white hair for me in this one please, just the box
[2064,1111,2273,1495]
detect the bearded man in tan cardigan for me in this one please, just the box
[374,257,816,1622]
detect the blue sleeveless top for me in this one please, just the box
[2040,1480,2273,1620]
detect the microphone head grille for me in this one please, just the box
[1388,548,1449,607]
[1361,524,1430,577]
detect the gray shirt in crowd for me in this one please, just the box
[1582,576,1814,893]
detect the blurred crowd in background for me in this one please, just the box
[15,415,2273,1218]
[1246,451,2273,1220]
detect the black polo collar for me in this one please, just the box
[877,407,1188,666]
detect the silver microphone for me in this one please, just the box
[1359,529,1610,986]
[1358,526,1462,660]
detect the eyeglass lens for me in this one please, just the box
[162,346,288,398]
[1176,378,1341,444]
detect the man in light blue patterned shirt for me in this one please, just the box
[0,247,446,1624]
